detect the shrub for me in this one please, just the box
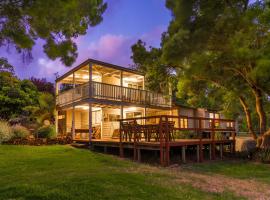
[0,120,14,144]
[254,148,270,163]
[174,130,196,139]
[36,125,56,139]
[12,125,30,139]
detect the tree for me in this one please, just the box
[0,57,14,74]
[0,0,107,66]
[30,77,55,95]
[131,40,174,94]
[0,71,39,119]
[161,0,270,137]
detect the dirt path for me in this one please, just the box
[125,164,270,200]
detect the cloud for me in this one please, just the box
[37,58,67,79]
[87,34,134,66]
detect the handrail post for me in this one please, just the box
[199,118,203,162]
[119,120,124,157]
[211,119,216,160]
[159,116,164,166]
[165,115,170,166]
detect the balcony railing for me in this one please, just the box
[56,81,171,107]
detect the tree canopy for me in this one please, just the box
[0,0,107,66]
[131,0,270,142]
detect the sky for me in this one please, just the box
[0,0,171,82]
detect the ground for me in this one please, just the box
[0,145,269,200]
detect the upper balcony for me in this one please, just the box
[55,59,171,108]
[56,81,171,107]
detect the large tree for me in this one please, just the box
[161,0,270,136]
[0,0,107,66]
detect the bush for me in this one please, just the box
[254,148,270,163]
[0,120,14,144]
[174,130,196,139]
[12,125,30,139]
[36,125,56,139]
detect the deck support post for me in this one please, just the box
[211,119,216,160]
[88,102,93,149]
[137,149,141,162]
[72,105,75,141]
[104,146,107,153]
[182,146,186,163]
[209,144,212,160]
[220,144,223,159]
[196,145,200,162]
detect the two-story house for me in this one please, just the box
[55,59,174,141]
[55,59,232,141]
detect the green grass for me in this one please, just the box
[183,160,270,184]
[0,145,243,200]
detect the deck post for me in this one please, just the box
[88,103,93,148]
[182,146,186,163]
[209,144,212,160]
[72,105,75,140]
[196,145,200,162]
[211,119,216,160]
[88,63,93,149]
[119,106,124,157]
[72,72,75,141]
[220,144,223,159]
[159,116,164,166]
[137,148,141,162]
[199,120,203,162]
[165,116,170,166]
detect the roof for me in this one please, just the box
[56,58,144,82]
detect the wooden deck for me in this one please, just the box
[74,138,235,166]
[73,115,236,166]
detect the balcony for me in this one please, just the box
[56,81,171,108]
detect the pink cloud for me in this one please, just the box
[87,34,134,66]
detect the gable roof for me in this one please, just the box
[56,58,144,82]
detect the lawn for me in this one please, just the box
[0,145,268,200]
[182,160,270,184]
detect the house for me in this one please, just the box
[55,59,231,141]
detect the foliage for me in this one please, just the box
[254,148,270,163]
[36,125,56,139]
[0,0,107,66]
[131,0,270,138]
[11,124,30,139]
[29,92,55,124]
[0,57,15,74]
[0,120,13,144]
[30,77,55,95]
[174,130,196,139]
[131,40,175,94]
[0,71,39,119]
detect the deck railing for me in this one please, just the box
[56,81,171,107]
[119,115,236,166]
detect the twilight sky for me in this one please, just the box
[0,0,171,82]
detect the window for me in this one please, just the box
[180,118,188,128]
[226,122,234,128]
[209,112,220,127]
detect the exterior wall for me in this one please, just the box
[178,107,196,129]
[102,76,120,86]
[102,108,120,139]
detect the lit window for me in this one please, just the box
[180,118,188,128]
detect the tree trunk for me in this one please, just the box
[252,87,267,135]
[239,96,257,139]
